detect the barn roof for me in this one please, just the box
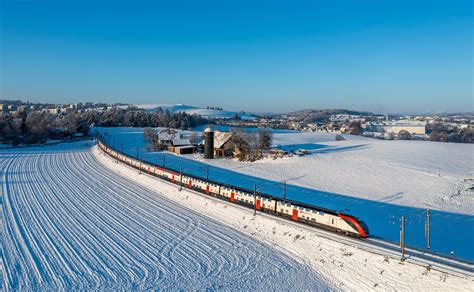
[214,131,232,149]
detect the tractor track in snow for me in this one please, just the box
[1,142,329,290]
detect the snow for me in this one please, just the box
[95,127,474,261]
[136,103,257,120]
[192,124,299,133]
[1,142,328,289]
[94,143,474,290]
[210,132,474,215]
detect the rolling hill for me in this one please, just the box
[136,104,256,120]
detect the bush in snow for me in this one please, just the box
[335,134,345,141]
[397,130,411,140]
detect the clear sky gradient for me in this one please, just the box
[1,0,472,113]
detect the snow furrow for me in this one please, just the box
[1,142,329,290]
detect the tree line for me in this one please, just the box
[0,107,209,146]
[0,111,90,145]
[426,123,473,143]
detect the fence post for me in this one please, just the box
[426,209,430,249]
[400,215,405,261]
[179,165,183,191]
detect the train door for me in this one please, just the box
[292,209,298,220]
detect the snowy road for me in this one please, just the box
[1,142,328,289]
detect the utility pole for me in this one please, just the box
[136,147,141,174]
[254,185,257,216]
[163,155,166,167]
[283,181,287,200]
[206,165,209,181]
[426,209,431,250]
[400,216,405,261]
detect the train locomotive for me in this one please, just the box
[98,140,369,238]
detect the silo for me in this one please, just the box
[204,127,214,159]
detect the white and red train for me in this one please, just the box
[98,139,369,238]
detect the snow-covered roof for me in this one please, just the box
[214,131,232,149]
[172,139,191,146]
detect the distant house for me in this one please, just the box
[43,107,60,115]
[384,122,426,135]
[365,123,385,133]
[156,129,178,146]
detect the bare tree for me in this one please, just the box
[258,129,272,150]
[143,127,161,151]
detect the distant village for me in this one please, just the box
[1,100,473,145]
[218,110,474,143]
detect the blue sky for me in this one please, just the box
[1,0,472,113]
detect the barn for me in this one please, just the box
[214,131,234,157]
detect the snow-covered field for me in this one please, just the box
[1,142,327,289]
[96,127,474,261]
[94,143,473,290]
[136,103,256,120]
[203,132,474,215]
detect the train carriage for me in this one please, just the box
[97,138,369,238]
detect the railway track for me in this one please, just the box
[101,143,474,281]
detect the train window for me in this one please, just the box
[319,211,324,216]
[331,219,334,225]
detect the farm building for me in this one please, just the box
[168,138,196,154]
[173,145,196,155]
[384,123,426,135]
[213,131,234,157]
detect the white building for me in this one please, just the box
[384,121,426,135]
